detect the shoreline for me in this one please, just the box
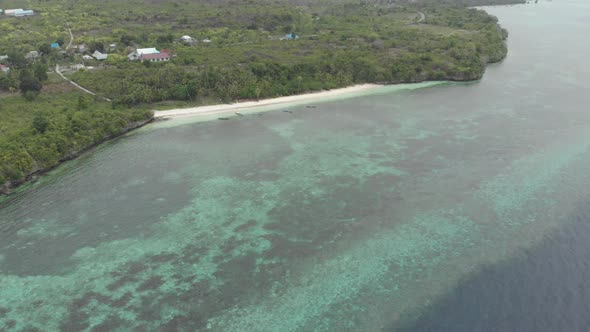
[0,81,445,198]
[0,118,153,199]
[154,84,383,120]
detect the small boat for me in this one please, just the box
[306,105,317,109]
[218,117,230,120]
[235,111,244,116]
[282,110,293,113]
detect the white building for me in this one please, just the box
[5,9,34,16]
[181,35,196,45]
[25,51,39,60]
[4,9,23,15]
[93,50,108,60]
[14,9,34,16]
[129,47,160,61]
[136,48,160,55]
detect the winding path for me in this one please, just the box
[55,64,111,101]
[54,24,111,101]
[66,24,74,49]
[416,10,425,23]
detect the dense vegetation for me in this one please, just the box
[0,0,517,193]
[64,2,509,106]
[0,80,151,192]
[1,0,511,106]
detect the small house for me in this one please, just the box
[202,38,211,43]
[129,47,162,61]
[0,55,8,61]
[180,35,196,45]
[136,48,160,55]
[0,64,10,73]
[14,9,34,16]
[82,54,93,61]
[4,9,23,16]
[93,50,108,60]
[25,51,39,60]
[139,49,171,62]
[51,43,60,49]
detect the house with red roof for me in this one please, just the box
[139,49,171,62]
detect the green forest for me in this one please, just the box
[0,0,520,193]
[69,3,509,106]
[0,90,152,192]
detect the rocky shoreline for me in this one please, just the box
[0,117,153,197]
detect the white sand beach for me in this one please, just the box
[154,84,382,119]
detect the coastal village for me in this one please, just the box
[0,0,514,111]
[0,8,36,74]
[0,4,308,97]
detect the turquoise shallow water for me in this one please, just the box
[1,1,590,331]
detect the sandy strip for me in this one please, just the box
[154,84,382,119]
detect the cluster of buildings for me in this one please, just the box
[0,8,35,17]
[82,50,108,61]
[69,44,113,61]
[73,44,174,63]
[74,43,117,53]
[0,32,209,76]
